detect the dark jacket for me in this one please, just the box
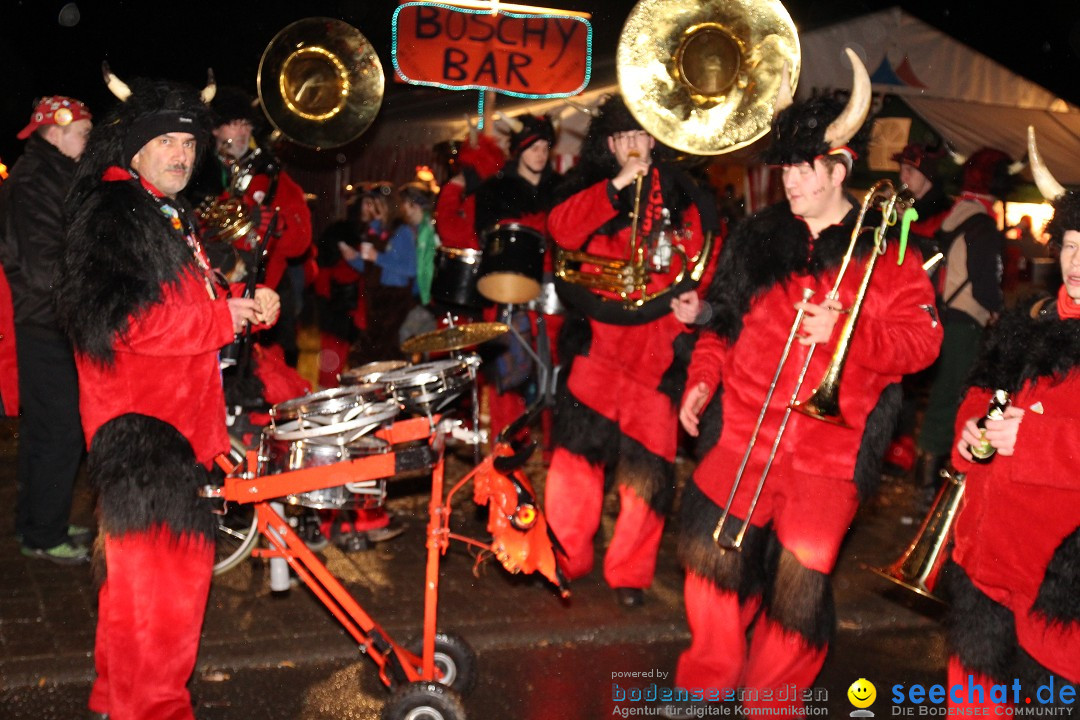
[0,134,78,329]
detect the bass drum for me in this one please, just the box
[477,223,545,305]
[431,247,485,309]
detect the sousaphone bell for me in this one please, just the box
[618,0,801,156]
[258,17,385,150]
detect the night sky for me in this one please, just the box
[1,0,1078,165]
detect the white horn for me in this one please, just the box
[496,111,524,134]
[102,61,131,101]
[824,48,871,149]
[200,68,217,104]
[774,61,795,115]
[1027,126,1066,201]
[564,98,600,118]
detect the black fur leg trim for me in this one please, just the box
[764,548,834,649]
[853,382,901,503]
[940,561,1018,682]
[89,413,218,541]
[676,479,776,601]
[1033,526,1080,626]
[552,391,621,466]
[616,433,676,515]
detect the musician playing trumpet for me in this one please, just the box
[940,129,1080,712]
[545,94,719,609]
[674,53,941,714]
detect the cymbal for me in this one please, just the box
[401,322,509,355]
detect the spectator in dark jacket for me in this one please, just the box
[0,96,93,563]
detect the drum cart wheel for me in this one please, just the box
[213,436,260,575]
[380,682,467,720]
[405,631,477,694]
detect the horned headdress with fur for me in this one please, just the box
[1028,126,1080,247]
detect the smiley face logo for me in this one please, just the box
[848,678,877,709]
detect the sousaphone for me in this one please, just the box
[618,0,800,156]
[258,17,385,150]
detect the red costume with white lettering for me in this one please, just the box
[943,291,1080,711]
[546,152,716,591]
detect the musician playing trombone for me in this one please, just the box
[939,129,1079,712]
[673,54,942,714]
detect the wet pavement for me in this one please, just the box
[0,416,948,719]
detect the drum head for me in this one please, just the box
[478,223,545,304]
[339,359,408,386]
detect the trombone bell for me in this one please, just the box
[867,466,965,603]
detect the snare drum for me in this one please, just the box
[431,247,485,309]
[380,357,477,415]
[270,384,398,441]
[478,223,545,304]
[339,360,408,386]
[260,433,390,508]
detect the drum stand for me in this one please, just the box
[203,413,567,719]
[491,305,559,447]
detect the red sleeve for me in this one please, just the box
[685,329,727,404]
[848,244,943,376]
[120,275,235,357]
[547,181,619,251]
[435,182,481,250]
[248,172,313,288]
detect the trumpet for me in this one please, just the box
[713,180,915,550]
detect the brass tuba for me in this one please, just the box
[257,17,385,150]
[554,0,800,315]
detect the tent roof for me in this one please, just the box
[798,6,1080,185]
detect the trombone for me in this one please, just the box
[713,180,915,550]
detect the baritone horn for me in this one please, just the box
[554,0,799,312]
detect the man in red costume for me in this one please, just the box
[674,55,941,715]
[545,94,718,608]
[942,131,1079,712]
[55,73,280,720]
[205,86,312,366]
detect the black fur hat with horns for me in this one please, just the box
[760,48,872,172]
[70,64,215,204]
[1028,126,1080,248]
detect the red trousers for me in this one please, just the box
[543,448,664,589]
[88,529,214,720]
[676,461,858,712]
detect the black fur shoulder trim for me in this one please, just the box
[704,200,874,342]
[57,180,197,364]
[966,304,1080,393]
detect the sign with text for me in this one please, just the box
[392,2,592,98]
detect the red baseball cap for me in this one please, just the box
[17,96,92,140]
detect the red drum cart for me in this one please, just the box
[205,411,567,720]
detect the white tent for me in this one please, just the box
[797,7,1080,184]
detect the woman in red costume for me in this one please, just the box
[942,130,1079,712]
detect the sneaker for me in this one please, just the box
[21,541,90,565]
[68,524,95,547]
